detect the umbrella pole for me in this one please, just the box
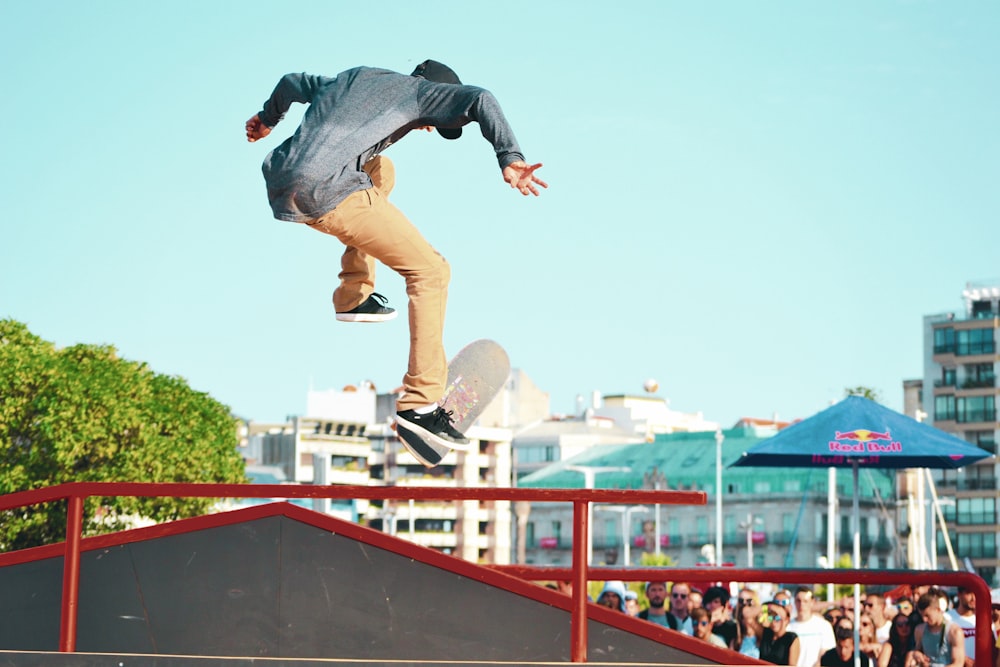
[853,462,861,667]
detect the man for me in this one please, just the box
[866,594,892,645]
[908,589,965,667]
[788,586,836,667]
[640,581,693,634]
[246,61,546,465]
[946,586,979,667]
[704,585,738,648]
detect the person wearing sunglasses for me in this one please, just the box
[693,607,729,649]
[738,600,764,659]
[879,610,919,667]
[865,594,892,645]
[639,581,693,634]
[761,600,801,666]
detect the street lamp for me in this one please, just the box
[738,513,763,567]
[566,465,631,565]
[596,505,649,566]
[714,429,724,566]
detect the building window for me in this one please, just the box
[956,497,996,525]
[956,395,996,423]
[696,516,708,543]
[964,363,996,388]
[956,328,996,356]
[967,431,997,455]
[935,395,956,421]
[955,532,998,558]
[937,367,957,388]
[935,327,956,354]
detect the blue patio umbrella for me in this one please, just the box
[731,395,990,565]
[731,396,991,667]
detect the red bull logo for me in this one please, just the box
[829,428,902,453]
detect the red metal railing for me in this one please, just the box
[0,482,993,667]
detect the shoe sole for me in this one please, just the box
[395,415,471,451]
[394,426,447,467]
[335,311,398,323]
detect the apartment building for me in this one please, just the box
[517,425,898,570]
[920,281,1000,585]
[243,384,514,564]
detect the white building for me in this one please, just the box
[243,382,516,564]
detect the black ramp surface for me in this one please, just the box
[0,507,725,664]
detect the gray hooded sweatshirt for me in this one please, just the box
[258,66,526,222]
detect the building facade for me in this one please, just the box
[921,281,999,585]
[243,386,514,564]
[517,426,898,570]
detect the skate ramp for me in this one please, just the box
[0,503,733,665]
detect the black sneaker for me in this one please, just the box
[396,427,450,467]
[335,293,397,322]
[396,407,470,450]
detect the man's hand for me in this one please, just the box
[245,115,272,143]
[503,161,548,196]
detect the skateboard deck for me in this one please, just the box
[396,339,510,467]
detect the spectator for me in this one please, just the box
[859,612,883,663]
[896,598,914,618]
[907,589,964,667]
[738,600,764,659]
[789,586,836,667]
[639,581,692,634]
[739,588,761,609]
[761,600,801,666]
[625,589,640,617]
[597,581,627,613]
[788,586,837,667]
[866,594,893,645]
[879,609,919,667]
[945,586,978,667]
[704,586,738,648]
[823,619,871,667]
[825,608,846,628]
[693,607,729,649]
[689,587,704,612]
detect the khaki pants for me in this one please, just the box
[305,156,449,411]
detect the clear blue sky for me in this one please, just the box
[2,1,997,426]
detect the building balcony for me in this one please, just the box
[957,478,998,491]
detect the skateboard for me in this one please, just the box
[395,339,510,467]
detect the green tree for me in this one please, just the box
[0,319,246,550]
[845,386,882,403]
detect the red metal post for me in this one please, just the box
[571,499,588,662]
[59,492,84,652]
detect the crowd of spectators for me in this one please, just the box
[585,581,1000,667]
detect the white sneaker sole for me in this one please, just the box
[335,311,398,323]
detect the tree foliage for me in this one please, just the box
[844,386,882,403]
[0,319,246,550]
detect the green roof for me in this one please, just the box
[518,426,894,498]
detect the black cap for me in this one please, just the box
[410,59,463,140]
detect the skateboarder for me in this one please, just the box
[246,60,546,451]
